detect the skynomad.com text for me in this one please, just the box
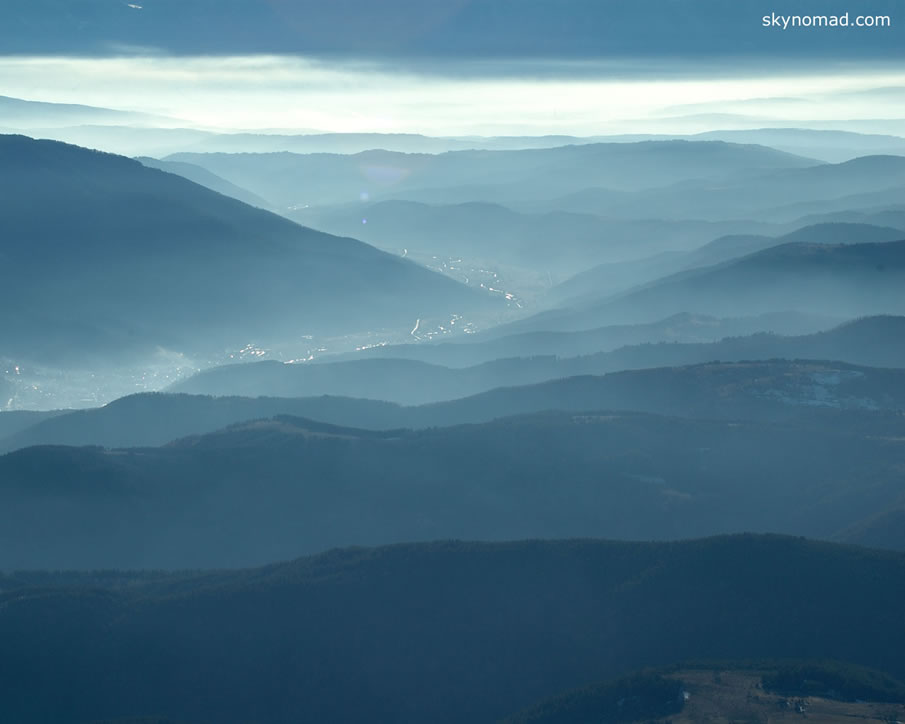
[762,12,891,29]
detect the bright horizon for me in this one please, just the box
[3,54,904,135]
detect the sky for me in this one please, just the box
[1,0,903,136]
[4,0,903,60]
[1,55,904,135]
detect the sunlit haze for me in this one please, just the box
[3,3,905,721]
[2,54,904,134]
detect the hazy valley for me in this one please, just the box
[2,4,905,721]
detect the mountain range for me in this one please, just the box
[6,353,905,453]
[0,135,490,364]
[297,311,841,368]
[3,359,905,569]
[6,9,905,724]
[8,110,905,162]
[167,141,816,209]
[543,155,905,222]
[162,315,905,404]
[291,200,782,277]
[550,221,905,305]
[136,156,272,209]
[2,535,903,723]
[502,238,905,334]
[0,94,172,128]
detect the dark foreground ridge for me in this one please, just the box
[1,535,904,724]
[505,660,905,724]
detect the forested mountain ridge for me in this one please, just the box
[1,535,904,724]
[6,356,905,454]
[167,140,817,208]
[505,662,905,724]
[3,400,905,568]
[506,239,905,333]
[0,134,491,363]
[551,221,905,304]
[166,315,905,403]
[325,311,840,366]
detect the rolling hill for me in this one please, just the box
[15,122,905,164]
[168,356,566,404]
[1,536,904,723]
[167,140,817,209]
[319,311,840,367]
[0,409,66,440]
[506,239,905,333]
[3,382,905,569]
[6,356,905,453]
[0,135,491,364]
[0,392,409,453]
[693,127,905,163]
[14,124,217,157]
[0,94,171,128]
[538,156,905,221]
[291,199,782,276]
[796,206,905,231]
[165,316,905,403]
[136,156,273,209]
[550,222,905,304]
[418,360,905,427]
[761,188,905,224]
[577,315,905,373]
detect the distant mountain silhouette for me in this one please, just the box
[2,398,905,570]
[323,311,839,367]
[509,239,905,333]
[413,360,905,429]
[778,221,905,245]
[163,316,905,404]
[19,127,639,159]
[692,128,905,163]
[1,535,904,723]
[186,131,617,155]
[6,358,905,453]
[170,356,570,404]
[795,206,905,230]
[0,393,409,453]
[551,222,905,305]
[603,238,905,322]
[761,187,905,224]
[24,125,905,163]
[585,314,905,371]
[167,140,815,209]
[136,157,273,209]
[838,509,905,551]
[0,95,171,128]
[293,200,782,277]
[24,124,904,166]
[0,135,491,363]
[0,409,65,440]
[540,156,905,221]
[13,125,216,158]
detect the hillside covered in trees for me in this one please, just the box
[2,536,904,724]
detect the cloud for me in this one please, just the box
[1,55,903,135]
[1,0,903,64]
